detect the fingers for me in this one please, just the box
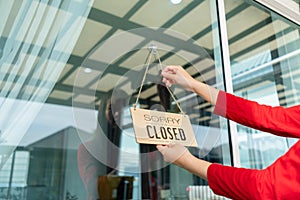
[161,65,180,87]
[162,65,180,74]
[161,65,194,92]
[162,78,171,88]
[156,144,166,151]
[161,72,177,82]
[156,143,187,159]
[156,145,170,161]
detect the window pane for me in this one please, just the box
[225,0,300,168]
[84,1,232,199]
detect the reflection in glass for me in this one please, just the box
[225,0,300,168]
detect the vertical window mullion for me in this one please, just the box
[216,0,241,167]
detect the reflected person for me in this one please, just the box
[77,91,126,200]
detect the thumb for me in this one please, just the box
[161,71,177,81]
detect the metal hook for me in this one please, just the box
[148,44,157,55]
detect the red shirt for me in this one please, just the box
[207,91,300,200]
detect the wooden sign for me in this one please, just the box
[130,108,198,147]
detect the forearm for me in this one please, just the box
[179,152,211,180]
[191,79,220,105]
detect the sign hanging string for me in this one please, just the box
[133,46,185,114]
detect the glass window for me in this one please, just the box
[0,151,29,199]
[0,0,232,200]
[225,0,300,168]
[0,0,92,199]
[77,1,231,199]
[6,0,299,199]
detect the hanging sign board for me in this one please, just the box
[130,108,198,147]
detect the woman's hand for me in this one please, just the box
[161,65,196,92]
[162,65,220,105]
[157,143,211,180]
[156,143,192,168]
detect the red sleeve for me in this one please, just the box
[214,91,300,138]
[207,164,273,200]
